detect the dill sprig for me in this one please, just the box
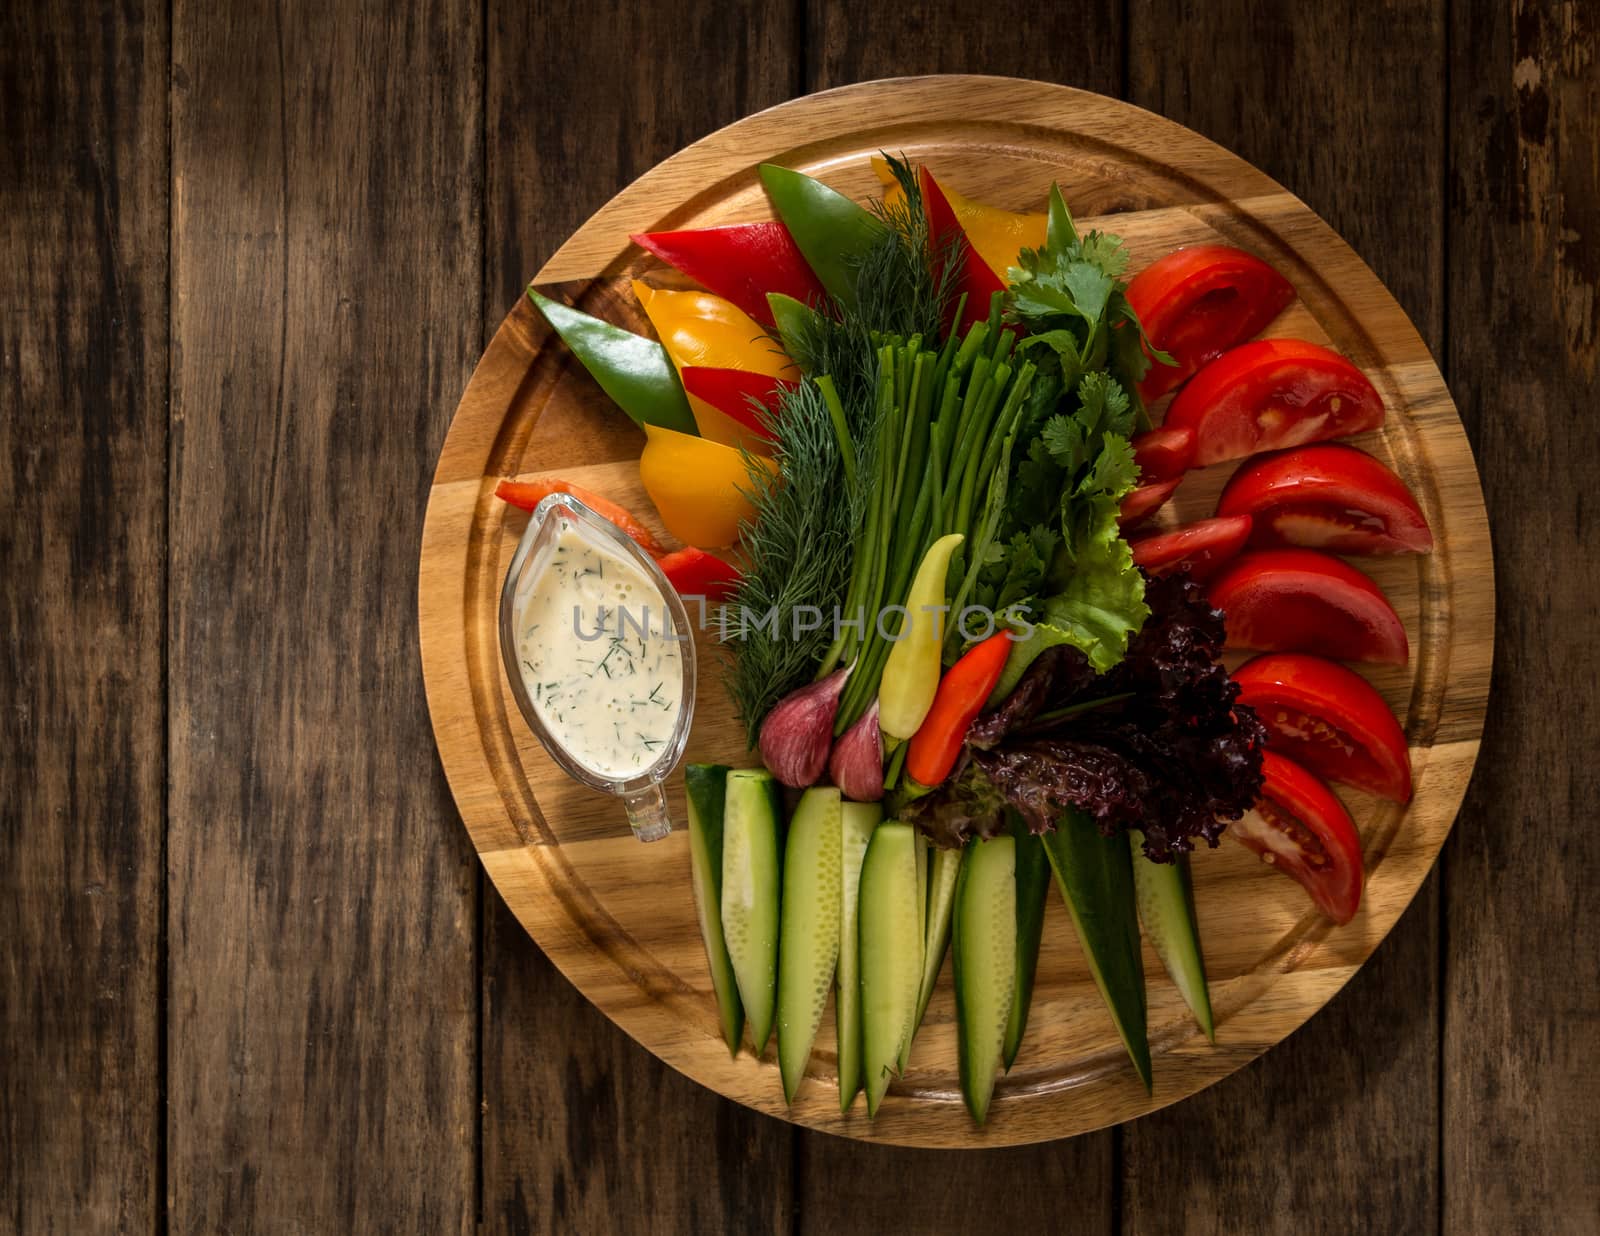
[721,378,867,743]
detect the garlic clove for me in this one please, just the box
[758,667,849,788]
[829,698,885,802]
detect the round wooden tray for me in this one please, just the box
[419,76,1492,1147]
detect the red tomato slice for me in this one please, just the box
[1206,548,1408,664]
[1217,443,1433,555]
[1127,244,1295,399]
[1117,477,1181,531]
[1131,425,1196,481]
[1164,340,1385,467]
[1234,654,1412,802]
[1229,750,1364,924]
[1130,515,1252,581]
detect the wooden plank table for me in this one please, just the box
[3,1,1596,1231]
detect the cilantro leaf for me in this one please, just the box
[1003,184,1162,430]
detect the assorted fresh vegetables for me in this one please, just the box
[497,155,1439,1125]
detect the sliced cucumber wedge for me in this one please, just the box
[858,822,923,1117]
[685,764,742,1055]
[904,842,962,1070]
[953,834,1017,1125]
[836,802,881,1112]
[777,788,844,1102]
[914,830,929,946]
[1042,809,1152,1091]
[1131,829,1215,1041]
[721,769,784,1055]
[1003,812,1050,1069]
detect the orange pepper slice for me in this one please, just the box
[632,283,796,454]
[638,424,776,548]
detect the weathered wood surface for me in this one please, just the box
[4,1,1598,1230]
[419,77,1490,1149]
[1444,3,1600,1234]
[1,3,167,1231]
[165,0,481,1230]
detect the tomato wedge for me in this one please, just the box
[1229,750,1364,924]
[1130,515,1252,582]
[1217,443,1433,555]
[1127,245,1295,399]
[1206,548,1408,665]
[1118,477,1181,530]
[1131,425,1196,481]
[1164,340,1385,467]
[1234,654,1412,802]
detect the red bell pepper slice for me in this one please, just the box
[679,367,798,441]
[905,631,1015,788]
[919,167,1007,336]
[494,477,666,557]
[632,222,825,330]
[657,545,742,603]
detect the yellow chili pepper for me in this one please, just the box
[871,157,1045,281]
[878,533,965,742]
[638,423,776,548]
[632,282,798,453]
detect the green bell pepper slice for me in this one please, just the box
[526,286,697,436]
[758,163,888,312]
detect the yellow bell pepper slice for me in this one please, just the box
[632,282,797,453]
[871,157,1045,281]
[638,423,775,549]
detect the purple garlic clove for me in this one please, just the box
[829,698,885,802]
[758,667,850,788]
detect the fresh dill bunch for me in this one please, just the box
[721,378,866,744]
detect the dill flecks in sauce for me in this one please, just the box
[516,526,684,780]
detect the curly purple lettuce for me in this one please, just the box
[903,572,1266,862]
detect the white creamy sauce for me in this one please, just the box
[515,526,684,780]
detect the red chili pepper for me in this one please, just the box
[494,477,666,557]
[632,222,826,329]
[918,167,1007,336]
[905,632,1015,787]
[657,546,742,603]
[679,367,798,441]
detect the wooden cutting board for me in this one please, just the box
[418,75,1492,1147]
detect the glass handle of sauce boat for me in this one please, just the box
[622,781,674,843]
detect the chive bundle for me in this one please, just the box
[824,294,1037,731]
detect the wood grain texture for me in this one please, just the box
[807,0,1123,91]
[799,25,1123,1218]
[1444,3,1600,1232]
[0,3,167,1230]
[1122,4,1447,1232]
[420,77,1492,1149]
[478,3,799,1231]
[167,0,481,1229]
